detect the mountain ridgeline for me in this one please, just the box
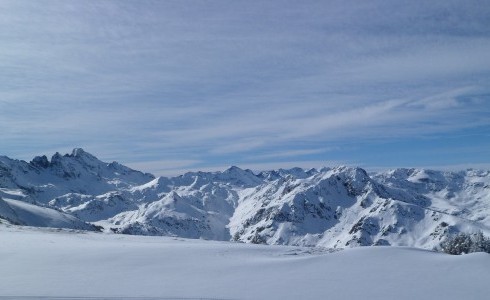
[0,149,489,249]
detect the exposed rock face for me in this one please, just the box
[1,149,489,249]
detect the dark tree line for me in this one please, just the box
[440,231,490,255]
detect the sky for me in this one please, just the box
[1,0,489,176]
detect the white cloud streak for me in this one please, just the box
[0,0,489,174]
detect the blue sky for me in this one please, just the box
[1,0,489,176]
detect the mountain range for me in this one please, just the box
[1,148,488,250]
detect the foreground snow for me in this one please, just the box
[0,225,488,299]
[2,149,490,249]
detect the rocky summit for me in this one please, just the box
[0,149,489,249]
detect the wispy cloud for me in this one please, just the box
[126,159,202,176]
[252,148,334,160]
[0,0,489,175]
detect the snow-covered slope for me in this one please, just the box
[0,149,489,250]
[374,168,490,225]
[228,166,490,249]
[1,225,489,300]
[0,192,94,230]
[0,148,154,203]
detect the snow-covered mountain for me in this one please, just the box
[0,148,154,203]
[1,148,489,250]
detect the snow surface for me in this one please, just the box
[1,149,490,250]
[0,224,489,300]
[0,194,93,230]
[2,198,92,229]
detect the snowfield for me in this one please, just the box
[1,149,490,299]
[2,149,490,250]
[0,224,488,300]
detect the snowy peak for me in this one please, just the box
[30,155,50,169]
[71,147,91,158]
[218,166,263,187]
[1,149,154,203]
[176,166,263,188]
[258,167,318,181]
[29,148,99,171]
[1,149,489,250]
[229,166,385,246]
[27,148,150,179]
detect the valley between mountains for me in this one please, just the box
[1,148,489,250]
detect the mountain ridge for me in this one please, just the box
[0,148,488,249]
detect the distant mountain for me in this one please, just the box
[0,148,154,202]
[1,149,489,249]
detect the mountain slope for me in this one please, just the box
[0,149,489,249]
[0,148,154,203]
[0,193,95,230]
[228,166,489,249]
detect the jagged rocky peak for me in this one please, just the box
[50,152,63,163]
[42,148,100,164]
[69,148,105,168]
[381,168,444,182]
[325,166,372,185]
[258,167,316,181]
[28,149,99,174]
[2,147,490,249]
[219,166,262,187]
[26,148,155,188]
[30,155,50,168]
[71,147,87,157]
[70,148,98,160]
[330,165,369,178]
[223,165,248,174]
[34,148,121,171]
